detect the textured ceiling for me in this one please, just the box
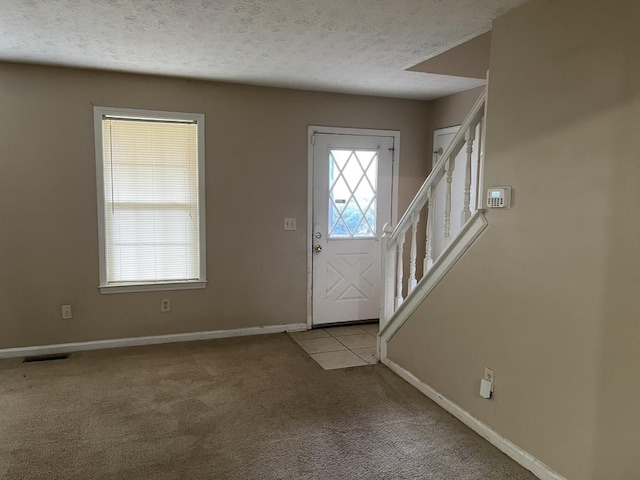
[0,0,527,99]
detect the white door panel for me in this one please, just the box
[312,133,393,326]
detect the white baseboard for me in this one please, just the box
[0,323,308,359]
[382,356,566,480]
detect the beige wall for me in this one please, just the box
[388,0,640,479]
[429,86,485,133]
[408,32,491,80]
[0,62,430,349]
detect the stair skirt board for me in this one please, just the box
[0,323,308,359]
[380,210,489,351]
[382,357,567,480]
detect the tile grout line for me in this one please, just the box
[288,325,379,370]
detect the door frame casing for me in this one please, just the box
[306,126,401,329]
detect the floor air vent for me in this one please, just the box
[23,353,70,363]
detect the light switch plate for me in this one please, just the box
[284,218,297,231]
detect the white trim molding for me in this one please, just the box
[383,357,567,480]
[99,280,207,294]
[0,323,307,359]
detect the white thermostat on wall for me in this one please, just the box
[486,187,512,209]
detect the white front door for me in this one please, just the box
[311,132,394,326]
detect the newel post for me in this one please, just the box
[379,223,396,331]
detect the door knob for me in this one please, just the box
[314,244,322,253]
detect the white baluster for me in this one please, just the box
[424,186,435,272]
[408,212,419,293]
[462,126,476,224]
[443,159,453,246]
[395,237,405,309]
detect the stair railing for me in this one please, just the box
[380,88,487,329]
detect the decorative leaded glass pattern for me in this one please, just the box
[328,149,378,238]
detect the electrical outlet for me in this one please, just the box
[484,367,495,384]
[61,305,73,320]
[160,299,171,313]
[283,218,296,231]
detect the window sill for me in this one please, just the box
[99,281,207,295]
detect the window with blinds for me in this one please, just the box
[94,107,206,293]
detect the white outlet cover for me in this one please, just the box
[284,218,297,231]
[61,305,73,319]
[484,367,494,382]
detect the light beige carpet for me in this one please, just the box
[0,334,537,480]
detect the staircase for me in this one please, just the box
[379,87,488,358]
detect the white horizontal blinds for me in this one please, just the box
[102,117,200,284]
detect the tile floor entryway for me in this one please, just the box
[288,323,379,370]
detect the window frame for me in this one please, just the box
[93,106,207,294]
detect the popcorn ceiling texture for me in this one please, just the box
[0,0,526,99]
